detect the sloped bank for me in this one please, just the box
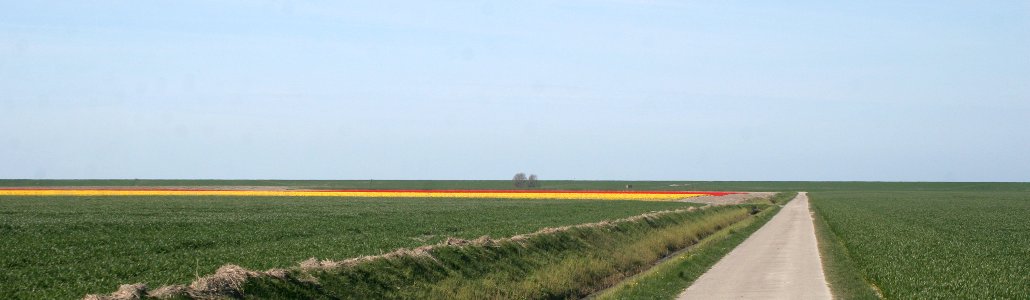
[86,204,768,299]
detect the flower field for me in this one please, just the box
[0,188,733,201]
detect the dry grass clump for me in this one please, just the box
[146,285,187,299]
[186,265,259,298]
[83,283,147,300]
[83,265,261,300]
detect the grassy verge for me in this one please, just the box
[88,205,765,299]
[810,196,881,299]
[767,191,797,204]
[0,196,699,299]
[593,195,786,299]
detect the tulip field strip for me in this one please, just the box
[0,195,702,299]
[810,191,1030,299]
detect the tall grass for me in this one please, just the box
[766,191,798,204]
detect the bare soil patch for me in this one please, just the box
[678,192,775,206]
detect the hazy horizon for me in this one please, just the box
[2,178,1029,184]
[3,1,1028,181]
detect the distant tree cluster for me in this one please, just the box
[512,173,539,188]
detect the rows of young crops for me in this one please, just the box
[0,196,701,299]
[810,191,1030,299]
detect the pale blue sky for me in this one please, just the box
[2,1,1028,181]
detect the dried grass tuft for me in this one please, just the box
[443,237,471,246]
[186,264,258,298]
[472,235,494,246]
[147,285,187,299]
[264,268,290,280]
[82,283,147,300]
[299,257,321,270]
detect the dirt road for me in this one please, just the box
[678,192,831,299]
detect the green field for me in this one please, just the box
[0,195,700,299]
[811,191,1030,299]
[3,180,1029,299]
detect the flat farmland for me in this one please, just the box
[0,195,700,299]
[7,179,1027,192]
[811,191,1030,299]
[6,181,1030,299]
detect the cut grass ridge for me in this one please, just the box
[85,204,764,299]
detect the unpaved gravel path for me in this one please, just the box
[677,192,831,300]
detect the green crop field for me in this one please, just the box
[0,195,700,299]
[4,180,1029,299]
[810,191,1030,299]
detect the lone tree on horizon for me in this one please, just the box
[512,173,528,188]
[512,173,539,188]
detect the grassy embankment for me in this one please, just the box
[0,196,701,299]
[96,204,768,299]
[810,191,1030,299]
[593,192,796,299]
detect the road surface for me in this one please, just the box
[678,192,831,300]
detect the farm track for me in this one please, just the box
[678,192,831,299]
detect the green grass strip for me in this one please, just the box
[767,191,798,205]
[592,200,782,300]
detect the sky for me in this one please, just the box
[1,1,1028,181]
